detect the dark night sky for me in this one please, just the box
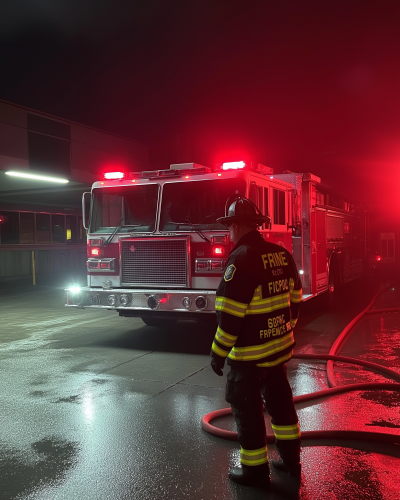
[1,1,400,222]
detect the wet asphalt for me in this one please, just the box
[0,273,399,500]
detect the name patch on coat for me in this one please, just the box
[224,264,236,281]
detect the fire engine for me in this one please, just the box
[66,161,367,326]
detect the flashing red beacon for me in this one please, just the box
[90,247,102,257]
[221,161,246,170]
[213,246,225,256]
[103,172,125,180]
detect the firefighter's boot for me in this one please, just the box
[228,463,270,488]
[271,459,301,478]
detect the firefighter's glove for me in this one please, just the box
[211,356,225,376]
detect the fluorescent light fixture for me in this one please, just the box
[5,171,69,184]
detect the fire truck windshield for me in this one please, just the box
[90,184,158,233]
[160,178,246,231]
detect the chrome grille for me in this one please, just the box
[121,238,188,287]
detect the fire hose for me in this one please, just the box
[201,285,400,447]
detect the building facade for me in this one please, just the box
[0,100,149,284]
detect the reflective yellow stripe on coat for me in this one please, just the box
[228,332,294,361]
[256,350,293,367]
[289,278,303,303]
[240,446,268,466]
[246,292,290,315]
[214,326,238,348]
[215,296,247,317]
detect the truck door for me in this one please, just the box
[316,210,327,292]
[311,209,327,295]
[380,232,396,264]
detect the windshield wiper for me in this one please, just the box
[168,218,210,242]
[104,224,143,245]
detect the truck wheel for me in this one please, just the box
[140,317,176,328]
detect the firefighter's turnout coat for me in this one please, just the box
[211,230,303,368]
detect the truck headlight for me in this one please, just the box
[195,296,208,310]
[120,294,131,306]
[182,297,192,309]
[69,289,83,306]
[107,294,116,306]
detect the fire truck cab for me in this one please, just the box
[66,161,295,326]
[66,161,367,324]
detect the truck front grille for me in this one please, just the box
[121,238,188,287]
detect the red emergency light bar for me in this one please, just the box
[104,172,125,180]
[222,161,246,170]
[101,166,211,182]
[214,162,274,175]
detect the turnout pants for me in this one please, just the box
[225,363,301,467]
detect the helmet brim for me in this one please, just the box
[216,214,271,226]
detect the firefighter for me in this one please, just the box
[210,196,303,488]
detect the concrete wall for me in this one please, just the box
[0,99,149,183]
[0,247,87,284]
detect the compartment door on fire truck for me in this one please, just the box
[380,232,396,264]
[313,209,327,293]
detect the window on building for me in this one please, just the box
[273,189,286,225]
[66,215,78,243]
[0,212,19,244]
[52,214,65,243]
[36,214,51,243]
[28,114,71,140]
[20,213,35,244]
[28,132,71,178]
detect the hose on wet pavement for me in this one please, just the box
[202,284,400,447]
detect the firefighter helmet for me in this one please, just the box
[217,196,270,226]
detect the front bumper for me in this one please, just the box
[66,287,216,314]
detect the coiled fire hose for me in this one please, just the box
[201,285,400,446]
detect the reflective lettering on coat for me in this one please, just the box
[259,314,287,338]
[268,314,285,328]
[268,279,289,294]
[259,324,287,338]
[261,252,288,269]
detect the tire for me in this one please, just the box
[140,316,176,328]
[198,316,218,327]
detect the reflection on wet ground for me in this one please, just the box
[0,276,400,499]
[290,282,400,499]
[0,438,79,500]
